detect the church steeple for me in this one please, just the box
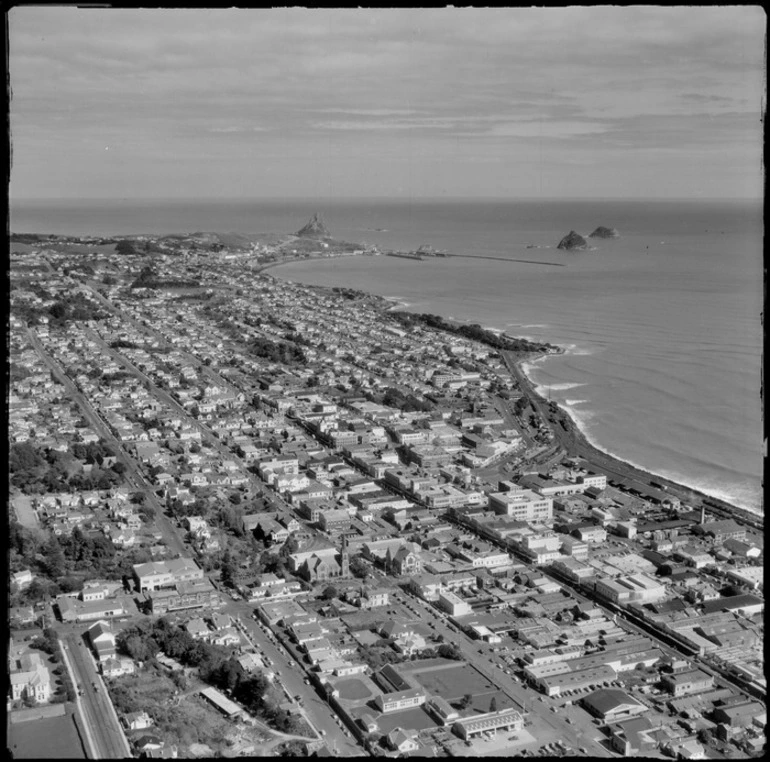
[340,534,350,578]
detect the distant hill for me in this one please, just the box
[296,214,331,238]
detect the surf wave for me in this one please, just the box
[539,381,588,392]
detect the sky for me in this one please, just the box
[8,6,766,200]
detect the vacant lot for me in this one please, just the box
[8,708,86,759]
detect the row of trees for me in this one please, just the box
[390,311,555,354]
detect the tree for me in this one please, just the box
[115,240,137,256]
[220,550,236,588]
[460,693,473,709]
[43,537,67,577]
[320,585,338,601]
[489,697,498,713]
[437,643,463,660]
[349,556,369,580]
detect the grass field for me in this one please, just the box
[409,662,495,701]
[335,676,377,701]
[8,708,87,759]
[371,706,439,734]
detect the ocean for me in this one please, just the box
[10,197,764,514]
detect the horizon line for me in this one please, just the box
[10,195,763,203]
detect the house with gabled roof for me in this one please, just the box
[88,620,117,661]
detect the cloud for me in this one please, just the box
[208,126,268,133]
[7,6,765,199]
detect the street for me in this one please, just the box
[59,633,132,759]
[219,598,366,756]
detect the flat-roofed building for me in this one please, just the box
[489,488,553,523]
[662,669,714,698]
[437,590,472,617]
[133,558,203,592]
[452,708,524,740]
[551,556,595,583]
[537,664,617,698]
[145,578,219,615]
[594,574,666,605]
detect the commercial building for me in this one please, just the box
[132,558,203,592]
[437,590,473,617]
[452,708,524,740]
[662,669,714,698]
[580,688,648,723]
[489,488,553,523]
[593,574,667,605]
[145,578,219,614]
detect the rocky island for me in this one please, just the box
[295,213,331,239]
[589,226,620,238]
[557,230,589,251]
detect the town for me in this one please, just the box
[8,230,765,759]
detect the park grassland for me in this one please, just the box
[7,708,87,759]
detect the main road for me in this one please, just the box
[59,632,132,759]
[219,598,366,757]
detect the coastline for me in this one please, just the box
[505,350,762,525]
[266,253,761,525]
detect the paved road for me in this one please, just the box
[220,600,365,756]
[59,633,132,759]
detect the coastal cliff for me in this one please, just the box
[589,226,620,239]
[557,230,589,251]
[296,213,331,238]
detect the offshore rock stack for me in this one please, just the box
[296,213,331,238]
[589,226,620,239]
[557,230,589,251]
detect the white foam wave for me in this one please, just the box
[561,343,597,357]
[565,399,589,406]
[551,404,763,516]
[383,296,411,310]
[541,381,587,392]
